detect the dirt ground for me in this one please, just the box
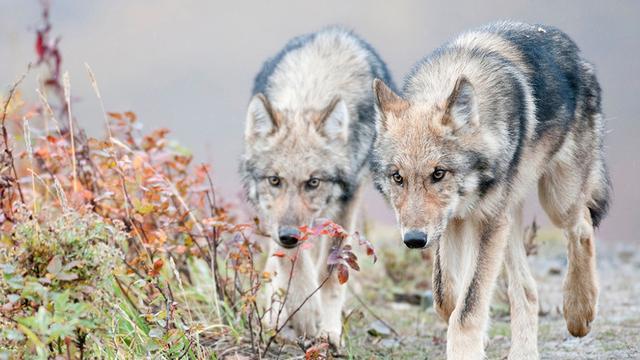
[336,227,640,359]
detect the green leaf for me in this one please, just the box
[16,323,44,348]
[21,280,47,302]
[133,199,154,215]
[6,274,24,290]
[52,291,71,312]
[48,322,75,341]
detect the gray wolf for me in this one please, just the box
[370,21,610,359]
[240,27,393,346]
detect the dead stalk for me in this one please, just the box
[1,65,31,204]
[62,72,78,193]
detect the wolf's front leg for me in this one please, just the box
[447,218,510,360]
[263,250,322,339]
[433,226,464,322]
[318,271,346,347]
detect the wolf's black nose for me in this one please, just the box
[403,230,428,249]
[278,227,300,248]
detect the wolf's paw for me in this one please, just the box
[565,314,593,337]
[295,317,320,339]
[508,345,539,360]
[563,288,597,337]
[319,328,342,349]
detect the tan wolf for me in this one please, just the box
[370,21,610,359]
[240,27,393,346]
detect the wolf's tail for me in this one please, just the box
[587,162,611,228]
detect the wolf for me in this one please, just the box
[370,21,610,359]
[240,27,393,346]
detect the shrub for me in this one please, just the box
[1,208,125,358]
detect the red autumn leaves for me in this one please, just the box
[272,220,377,285]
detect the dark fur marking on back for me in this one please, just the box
[494,24,580,145]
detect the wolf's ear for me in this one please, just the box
[373,79,409,131]
[316,97,350,142]
[443,76,478,130]
[245,93,279,140]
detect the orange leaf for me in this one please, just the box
[148,258,164,276]
[337,264,349,285]
[107,112,123,120]
[124,111,137,122]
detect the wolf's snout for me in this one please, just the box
[278,226,301,248]
[403,230,428,249]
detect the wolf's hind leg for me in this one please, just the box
[504,203,539,359]
[562,208,598,337]
[539,156,601,337]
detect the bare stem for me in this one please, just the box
[1,65,31,204]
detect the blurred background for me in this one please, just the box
[1,0,638,243]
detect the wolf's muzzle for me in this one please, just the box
[277,226,301,248]
[403,230,428,249]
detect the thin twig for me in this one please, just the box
[62,72,78,193]
[348,285,400,337]
[1,64,31,203]
[113,275,143,317]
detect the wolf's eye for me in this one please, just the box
[305,178,320,190]
[268,176,281,187]
[432,169,446,182]
[392,171,403,185]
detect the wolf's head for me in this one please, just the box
[241,93,352,249]
[371,77,494,249]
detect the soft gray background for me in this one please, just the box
[2,0,639,243]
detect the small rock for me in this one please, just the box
[379,338,400,349]
[367,320,392,338]
[421,290,434,309]
[393,290,434,309]
[618,250,633,263]
[548,266,562,275]
[393,292,421,305]
[389,302,412,311]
